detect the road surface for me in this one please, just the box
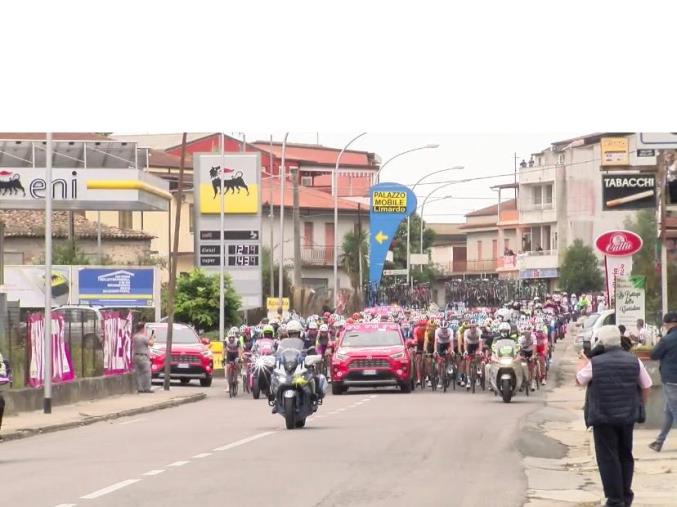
[1,380,546,507]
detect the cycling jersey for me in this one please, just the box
[435,327,451,344]
[463,328,481,346]
[519,333,535,354]
[481,329,495,349]
[535,331,548,355]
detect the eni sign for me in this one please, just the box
[372,191,407,213]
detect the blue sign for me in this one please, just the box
[519,268,558,280]
[78,268,155,307]
[369,182,418,289]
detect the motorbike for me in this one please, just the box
[486,338,527,403]
[269,338,327,430]
[251,338,276,400]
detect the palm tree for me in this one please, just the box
[340,229,368,293]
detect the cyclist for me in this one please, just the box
[423,319,437,386]
[534,323,549,386]
[413,318,427,386]
[223,327,243,392]
[480,319,496,360]
[306,321,319,349]
[462,320,482,390]
[518,325,537,391]
[433,320,453,388]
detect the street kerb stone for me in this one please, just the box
[0,392,207,443]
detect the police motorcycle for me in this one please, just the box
[486,323,527,403]
[269,336,327,429]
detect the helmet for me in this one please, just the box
[262,324,274,336]
[286,320,303,336]
[319,324,329,333]
[308,321,318,330]
[228,326,239,337]
[352,312,361,321]
[498,322,511,336]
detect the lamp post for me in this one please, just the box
[374,144,439,184]
[420,193,454,253]
[278,133,289,300]
[406,166,463,287]
[334,132,367,312]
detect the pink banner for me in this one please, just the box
[102,311,133,376]
[28,312,75,387]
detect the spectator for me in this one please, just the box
[618,325,633,352]
[0,351,8,440]
[649,312,677,452]
[133,322,155,394]
[632,319,647,345]
[576,325,652,507]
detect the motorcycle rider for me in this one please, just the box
[280,319,324,407]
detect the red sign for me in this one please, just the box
[595,230,643,256]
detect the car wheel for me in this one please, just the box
[400,381,412,393]
[200,377,212,387]
[331,382,344,395]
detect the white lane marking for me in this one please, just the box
[55,504,77,507]
[166,460,190,467]
[213,431,275,452]
[192,453,212,459]
[118,418,146,425]
[80,479,140,499]
[143,470,166,476]
[361,398,370,402]
[369,394,378,398]
[336,408,346,412]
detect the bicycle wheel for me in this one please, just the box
[470,360,477,394]
[430,362,437,392]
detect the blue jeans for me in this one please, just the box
[656,383,677,444]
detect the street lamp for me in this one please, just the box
[374,144,439,184]
[334,132,367,311]
[406,166,463,287]
[419,193,454,253]
[279,133,289,300]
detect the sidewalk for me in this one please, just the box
[522,335,677,507]
[0,387,206,443]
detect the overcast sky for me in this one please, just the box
[244,132,577,224]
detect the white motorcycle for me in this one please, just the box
[486,338,528,403]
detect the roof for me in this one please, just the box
[261,178,364,211]
[459,222,498,230]
[0,211,154,240]
[147,149,193,169]
[0,133,111,141]
[111,133,212,150]
[251,141,376,168]
[465,199,515,217]
[426,223,465,236]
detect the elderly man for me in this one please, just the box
[649,312,677,452]
[577,325,652,507]
[133,322,155,393]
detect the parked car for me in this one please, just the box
[147,323,213,387]
[573,310,615,353]
[330,323,414,395]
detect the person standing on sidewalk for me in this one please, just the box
[133,322,155,393]
[576,325,652,507]
[649,312,677,452]
[0,351,9,439]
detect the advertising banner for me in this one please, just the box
[596,230,643,303]
[102,311,133,375]
[368,182,417,288]
[2,265,71,307]
[601,137,629,166]
[601,174,656,210]
[615,276,646,328]
[78,268,155,307]
[27,312,74,387]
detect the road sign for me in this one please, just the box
[77,268,155,307]
[637,133,677,149]
[383,269,408,276]
[266,297,290,310]
[193,153,262,310]
[368,182,417,289]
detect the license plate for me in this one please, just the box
[362,369,377,375]
[178,363,190,369]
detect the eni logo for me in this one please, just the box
[209,166,249,198]
[28,170,78,199]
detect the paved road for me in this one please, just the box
[1,378,547,507]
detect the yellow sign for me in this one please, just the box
[601,137,629,166]
[375,231,389,244]
[373,191,407,213]
[266,297,290,311]
[199,183,259,213]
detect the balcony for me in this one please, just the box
[520,201,553,211]
[438,260,470,275]
[465,259,497,273]
[301,245,335,266]
[516,250,559,271]
[496,255,517,270]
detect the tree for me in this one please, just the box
[174,268,241,332]
[558,239,604,294]
[388,213,437,270]
[52,240,91,265]
[625,209,677,323]
[340,229,368,292]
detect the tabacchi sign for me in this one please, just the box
[595,230,643,257]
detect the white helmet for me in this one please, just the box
[228,326,239,337]
[498,322,511,335]
[308,321,318,330]
[286,320,303,335]
[319,323,329,333]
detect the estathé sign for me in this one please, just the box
[595,230,643,256]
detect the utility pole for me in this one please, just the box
[0,220,6,354]
[278,133,289,300]
[269,135,275,299]
[357,203,363,297]
[514,152,518,186]
[44,132,53,414]
[163,133,187,391]
[291,166,302,288]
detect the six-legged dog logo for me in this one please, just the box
[209,166,250,198]
[0,170,26,196]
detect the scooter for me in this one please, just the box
[486,338,527,403]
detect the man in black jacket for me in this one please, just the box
[577,325,652,507]
[649,312,677,452]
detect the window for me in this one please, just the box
[118,211,133,229]
[532,186,542,205]
[504,239,511,255]
[325,223,334,248]
[543,225,551,250]
[492,239,498,260]
[301,176,313,186]
[304,222,314,248]
[477,240,482,260]
[544,184,553,204]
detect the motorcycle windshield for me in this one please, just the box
[278,338,304,352]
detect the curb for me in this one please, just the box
[0,392,207,444]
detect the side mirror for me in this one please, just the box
[200,337,210,346]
